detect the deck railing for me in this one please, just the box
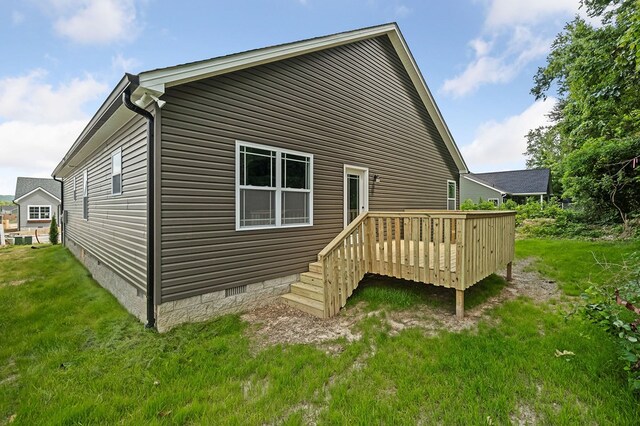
[317,210,516,318]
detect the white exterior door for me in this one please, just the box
[344,165,369,227]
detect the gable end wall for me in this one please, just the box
[159,35,460,303]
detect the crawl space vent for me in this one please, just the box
[225,285,247,297]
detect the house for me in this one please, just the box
[460,169,552,207]
[52,23,486,332]
[13,177,62,230]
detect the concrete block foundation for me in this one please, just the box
[66,238,296,332]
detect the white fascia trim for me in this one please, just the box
[138,24,398,93]
[511,192,547,196]
[461,175,507,195]
[14,187,61,203]
[136,24,468,174]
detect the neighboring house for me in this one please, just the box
[1,205,18,215]
[52,23,468,331]
[460,169,552,207]
[13,177,62,230]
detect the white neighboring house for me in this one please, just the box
[13,177,62,230]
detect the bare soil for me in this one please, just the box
[241,258,561,350]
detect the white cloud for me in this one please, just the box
[0,121,87,193]
[111,53,140,73]
[484,0,581,29]
[461,98,557,171]
[442,0,584,97]
[0,70,107,123]
[0,71,108,194]
[395,5,411,17]
[11,11,25,25]
[442,27,551,97]
[49,0,138,44]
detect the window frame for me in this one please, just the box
[111,148,122,196]
[82,169,88,220]
[447,180,457,211]
[235,140,313,231]
[488,197,500,207]
[27,205,52,221]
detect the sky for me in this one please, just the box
[0,0,590,195]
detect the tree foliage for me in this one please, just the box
[49,214,59,245]
[527,0,640,230]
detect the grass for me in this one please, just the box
[346,273,507,311]
[1,241,639,424]
[516,238,640,295]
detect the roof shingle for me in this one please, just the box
[467,169,551,195]
[14,177,62,201]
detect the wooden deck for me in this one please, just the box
[281,210,516,319]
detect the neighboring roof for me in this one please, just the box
[14,177,62,203]
[464,169,551,195]
[462,174,507,195]
[53,22,468,177]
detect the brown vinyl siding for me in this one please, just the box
[159,35,459,302]
[63,115,148,291]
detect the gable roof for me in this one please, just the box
[465,169,551,195]
[14,177,62,203]
[53,23,468,177]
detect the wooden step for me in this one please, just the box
[308,261,323,274]
[300,271,324,286]
[280,293,324,318]
[291,281,324,302]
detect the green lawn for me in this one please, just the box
[1,241,639,424]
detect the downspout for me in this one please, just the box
[122,89,156,329]
[52,177,64,245]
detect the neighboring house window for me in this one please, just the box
[447,180,456,210]
[236,141,313,230]
[28,205,51,220]
[488,198,500,207]
[83,170,88,220]
[73,176,77,201]
[111,149,122,195]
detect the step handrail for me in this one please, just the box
[317,211,369,260]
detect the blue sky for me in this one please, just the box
[0,0,588,194]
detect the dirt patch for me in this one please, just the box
[242,258,561,347]
[241,303,363,352]
[0,279,28,288]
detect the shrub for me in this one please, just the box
[460,198,497,211]
[581,255,640,392]
[49,214,59,245]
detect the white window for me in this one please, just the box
[28,205,51,220]
[73,176,77,201]
[236,141,313,230]
[447,180,457,210]
[488,198,500,207]
[83,170,88,220]
[111,149,122,195]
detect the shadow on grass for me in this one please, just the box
[345,273,508,312]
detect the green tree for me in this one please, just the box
[524,125,564,194]
[49,214,59,245]
[531,0,640,232]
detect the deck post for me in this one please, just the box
[506,261,513,282]
[456,289,464,319]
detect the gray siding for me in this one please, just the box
[159,35,459,302]
[63,115,148,291]
[17,191,60,229]
[460,177,503,205]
